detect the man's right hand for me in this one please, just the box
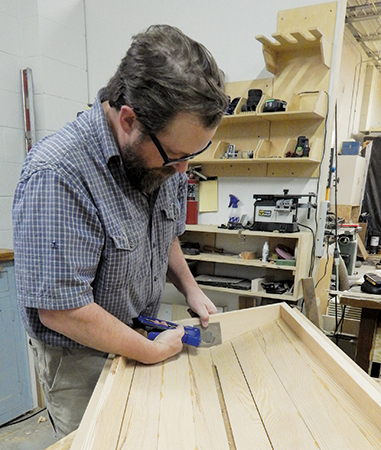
[151,325,185,361]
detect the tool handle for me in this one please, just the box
[138,315,201,347]
[203,245,223,254]
[147,332,162,341]
[137,315,178,331]
[147,330,200,347]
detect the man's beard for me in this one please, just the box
[120,142,176,194]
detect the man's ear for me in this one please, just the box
[119,105,136,135]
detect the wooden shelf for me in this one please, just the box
[185,224,305,238]
[190,87,327,177]
[222,90,327,122]
[182,225,313,302]
[197,283,296,302]
[190,157,320,165]
[185,252,296,271]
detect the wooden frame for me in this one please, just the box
[52,302,381,449]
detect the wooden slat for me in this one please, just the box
[70,356,136,450]
[280,305,381,430]
[157,352,195,450]
[302,277,323,329]
[51,355,113,450]
[277,318,381,449]
[254,319,375,449]
[211,342,272,449]
[187,348,230,450]
[117,362,162,449]
[45,430,75,450]
[231,332,319,449]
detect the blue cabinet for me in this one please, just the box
[0,252,34,425]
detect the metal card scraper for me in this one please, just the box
[136,315,221,348]
[193,322,222,348]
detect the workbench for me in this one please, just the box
[338,286,381,375]
[47,302,381,450]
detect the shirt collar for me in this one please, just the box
[89,88,121,164]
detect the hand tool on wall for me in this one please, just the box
[136,315,222,347]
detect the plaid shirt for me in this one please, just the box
[13,90,187,347]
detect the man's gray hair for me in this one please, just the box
[107,24,228,133]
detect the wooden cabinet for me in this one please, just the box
[181,225,313,303]
[0,250,34,425]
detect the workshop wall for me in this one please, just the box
[0,1,25,248]
[0,0,88,248]
[0,0,351,249]
[83,0,338,227]
[360,65,381,132]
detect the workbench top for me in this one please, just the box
[0,249,14,262]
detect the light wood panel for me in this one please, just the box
[56,304,381,450]
[70,356,135,450]
[158,352,195,449]
[211,342,272,449]
[255,319,375,449]
[187,348,230,450]
[117,362,162,449]
[232,331,319,449]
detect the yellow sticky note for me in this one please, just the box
[199,179,218,212]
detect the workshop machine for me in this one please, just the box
[252,190,317,233]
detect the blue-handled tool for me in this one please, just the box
[137,315,201,347]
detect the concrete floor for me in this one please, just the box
[0,409,56,450]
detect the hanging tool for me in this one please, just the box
[135,315,222,348]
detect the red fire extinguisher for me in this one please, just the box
[186,171,199,225]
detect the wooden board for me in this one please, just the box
[60,303,381,450]
[0,248,14,262]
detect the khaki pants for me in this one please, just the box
[30,338,108,439]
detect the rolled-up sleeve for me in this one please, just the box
[13,169,104,310]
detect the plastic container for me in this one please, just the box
[262,241,269,262]
[228,194,240,224]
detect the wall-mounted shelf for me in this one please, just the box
[255,28,333,74]
[188,20,332,179]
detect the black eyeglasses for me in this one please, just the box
[149,133,212,167]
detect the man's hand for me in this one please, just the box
[152,325,185,360]
[186,290,218,328]
[166,237,218,328]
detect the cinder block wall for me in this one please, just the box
[0,0,88,249]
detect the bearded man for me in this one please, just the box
[12,24,228,439]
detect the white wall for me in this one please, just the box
[84,0,325,100]
[0,0,345,249]
[0,1,26,248]
[0,0,87,249]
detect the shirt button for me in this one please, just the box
[154,276,157,282]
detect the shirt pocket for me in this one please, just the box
[97,225,138,290]
[157,200,180,264]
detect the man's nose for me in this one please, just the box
[172,160,189,173]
